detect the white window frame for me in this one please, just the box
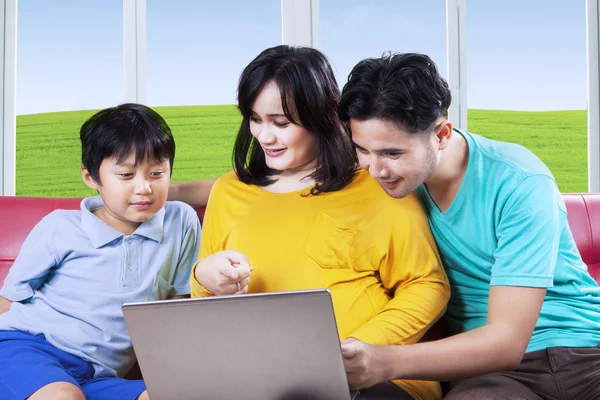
[587,0,600,192]
[446,0,467,130]
[123,0,146,104]
[281,0,319,48]
[0,0,16,196]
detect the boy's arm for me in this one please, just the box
[169,179,217,208]
[348,195,450,346]
[0,296,12,315]
[343,175,558,387]
[168,206,202,298]
[0,214,59,303]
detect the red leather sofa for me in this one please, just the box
[1,194,599,380]
[2,194,599,286]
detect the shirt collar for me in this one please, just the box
[80,196,165,248]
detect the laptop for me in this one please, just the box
[122,289,360,400]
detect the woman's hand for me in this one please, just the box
[195,250,253,295]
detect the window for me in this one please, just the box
[146,0,281,182]
[466,0,587,192]
[320,0,448,88]
[16,0,124,197]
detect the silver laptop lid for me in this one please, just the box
[123,289,355,400]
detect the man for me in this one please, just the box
[338,53,600,399]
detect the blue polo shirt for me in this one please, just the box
[0,196,201,377]
[417,129,600,353]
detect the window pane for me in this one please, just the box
[466,0,587,192]
[320,0,448,87]
[16,0,124,197]
[146,0,281,181]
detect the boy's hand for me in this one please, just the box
[195,250,253,296]
[0,296,11,315]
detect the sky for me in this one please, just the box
[16,0,587,115]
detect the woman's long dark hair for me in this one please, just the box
[233,45,357,195]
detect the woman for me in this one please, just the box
[175,45,449,400]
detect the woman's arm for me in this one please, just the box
[348,194,450,346]
[186,176,252,298]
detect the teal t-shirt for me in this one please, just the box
[417,129,600,353]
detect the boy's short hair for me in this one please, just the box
[80,103,175,184]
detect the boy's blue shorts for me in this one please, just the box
[0,330,146,400]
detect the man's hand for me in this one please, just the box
[195,250,253,296]
[341,338,390,390]
[168,179,216,208]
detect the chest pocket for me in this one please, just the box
[149,274,174,300]
[304,213,358,269]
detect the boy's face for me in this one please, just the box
[350,118,442,199]
[82,152,171,235]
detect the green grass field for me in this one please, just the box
[15,106,587,197]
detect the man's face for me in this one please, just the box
[350,118,440,199]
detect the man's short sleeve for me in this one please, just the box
[491,175,563,288]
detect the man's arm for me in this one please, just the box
[343,283,546,388]
[169,179,216,208]
[343,175,560,388]
[0,296,12,315]
[405,285,546,380]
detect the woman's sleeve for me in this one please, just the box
[349,194,450,345]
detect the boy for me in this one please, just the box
[0,103,201,400]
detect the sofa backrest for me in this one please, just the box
[562,194,600,284]
[0,197,204,287]
[1,194,599,287]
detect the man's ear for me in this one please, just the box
[81,166,100,190]
[436,121,453,150]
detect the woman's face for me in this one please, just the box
[249,81,318,176]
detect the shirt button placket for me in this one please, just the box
[121,236,130,287]
[126,237,134,271]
